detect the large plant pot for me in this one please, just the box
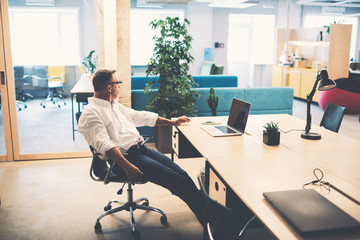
[263,131,280,146]
[155,126,172,154]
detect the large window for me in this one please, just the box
[9,8,80,66]
[303,15,358,60]
[228,14,275,64]
[130,9,184,66]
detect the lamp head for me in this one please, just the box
[318,70,336,91]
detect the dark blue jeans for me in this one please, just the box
[111,145,204,225]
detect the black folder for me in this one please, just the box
[263,189,360,237]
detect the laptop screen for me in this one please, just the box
[227,98,251,133]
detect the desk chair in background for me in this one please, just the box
[89,141,167,236]
[320,102,346,133]
[197,172,276,240]
[13,66,34,101]
[37,66,66,108]
[210,65,224,75]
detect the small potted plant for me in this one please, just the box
[263,121,280,146]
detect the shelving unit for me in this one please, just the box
[272,24,352,101]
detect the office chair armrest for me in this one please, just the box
[103,162,116,185]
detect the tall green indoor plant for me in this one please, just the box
[145,17,199,153]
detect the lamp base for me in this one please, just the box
[301,132,321,140]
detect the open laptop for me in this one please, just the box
[201,98,251,137]
[263,189,360,237]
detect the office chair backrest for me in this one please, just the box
[211,65,224,75]
[48,66,66,83]
[14,66,24,78]
[320,102,346,133]
[197,173,242,240]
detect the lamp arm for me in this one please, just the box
[305,75,320,134]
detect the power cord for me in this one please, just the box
[279,128,304,133]
[302,168,330,192]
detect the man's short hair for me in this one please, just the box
[92,69,116,91]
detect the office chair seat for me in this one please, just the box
[89,144,167,235]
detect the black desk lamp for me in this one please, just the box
[301,70,336,140]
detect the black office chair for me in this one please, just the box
[320,102,346,133]
[197,172,276,240]
[34,67,66,108]
[89,141,167,235]
[14,66,34,101]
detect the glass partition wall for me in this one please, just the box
[0,0,96,160]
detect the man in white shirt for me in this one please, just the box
[78,69,203,225]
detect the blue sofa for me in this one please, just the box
[130,75,293,137]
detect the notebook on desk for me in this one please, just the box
[263,189,360,237]
[201,98,251,137]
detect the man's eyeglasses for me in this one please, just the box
[108,81,123,86]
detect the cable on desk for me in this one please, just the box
[279,128,304,133]
[302,168,330,192]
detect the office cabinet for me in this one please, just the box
[272,65,289,87]
[300,69,319,101]
[288,68,301,98]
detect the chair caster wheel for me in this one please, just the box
[141,200,149,206]
[132,229,140,237]
[57,105,61,108]
[104,205,111,211]
[94,222,102,233]
[160,216,168,225]
[42,105,46,109]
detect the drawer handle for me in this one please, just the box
[173,131,178,138]
[215,181,219,191]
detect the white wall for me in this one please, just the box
[186,1,213,75]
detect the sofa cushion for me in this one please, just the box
[131,76,159,90]
[131,75,237,90]
[244,87,294,115]
[192,75,237,88]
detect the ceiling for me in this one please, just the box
[296,0,360,8]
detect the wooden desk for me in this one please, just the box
[173,114,360,239]
[70,74,93,140]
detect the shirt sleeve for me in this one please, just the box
[78,109,117,157]
[121,106,158,127]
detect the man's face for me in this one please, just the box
[108,73,122,100]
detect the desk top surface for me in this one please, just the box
[176,114,360,240]
[71,74,93,94]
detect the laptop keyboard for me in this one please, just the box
[215,125,236,134]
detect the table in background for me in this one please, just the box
[173,114,360,239]
[70,74,93,140]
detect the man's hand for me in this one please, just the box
[123,164,143,184]
[173,116,191,126]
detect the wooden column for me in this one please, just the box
[328,24,352,80]
[95,0,131,107]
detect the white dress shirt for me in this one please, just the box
[78,97,158,158]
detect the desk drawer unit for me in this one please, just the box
[172,127,179,156]
[172,126,202,159]
[209,167,227,206]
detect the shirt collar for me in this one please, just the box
[88,97,115,108]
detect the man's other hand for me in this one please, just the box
[174,116,191,126]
